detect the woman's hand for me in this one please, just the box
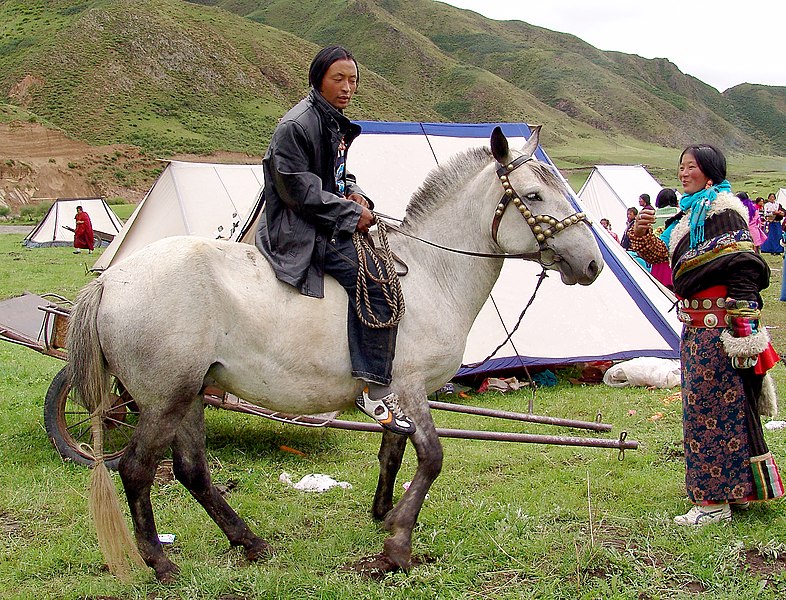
[634,207,656,237]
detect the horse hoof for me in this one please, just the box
[245,538,272,562]
[383,537,412,570]
[155,562,180,583]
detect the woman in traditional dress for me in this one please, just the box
[630,144,783,526]
[736,191,766,252]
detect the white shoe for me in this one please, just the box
[355,388,416,435]
[673,503,731,526]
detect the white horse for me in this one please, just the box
[68,127,603,582]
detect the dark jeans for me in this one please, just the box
[323,235,397,386]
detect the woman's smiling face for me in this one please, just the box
[679,151,710,194]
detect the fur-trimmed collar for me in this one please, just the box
[668,191,749,255]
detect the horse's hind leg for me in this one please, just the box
[171,400,271,562]
[119,399,195,582]
[372,430,408,520]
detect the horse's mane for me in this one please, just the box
[403,146,493,225]
[402,146,568,226]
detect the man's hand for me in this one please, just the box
[356,206,375,233]
[347,192,369,209]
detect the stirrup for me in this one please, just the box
[355,388,416,436]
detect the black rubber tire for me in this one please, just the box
[43,366,138,470]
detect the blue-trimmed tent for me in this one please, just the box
[346,122,681,374]
[99,121,681,375]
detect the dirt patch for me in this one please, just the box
[744,547,786,578]
[0,122,263,212]
[0,510,23,535]
[342,553,434,580]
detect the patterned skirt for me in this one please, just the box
[681,326,784,504]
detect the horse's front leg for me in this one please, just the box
[372,430,408,520]
[382,397,443,570]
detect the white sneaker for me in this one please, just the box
[355,388,416,435]
[673,503,731,526]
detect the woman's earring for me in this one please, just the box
[705,180,713,190]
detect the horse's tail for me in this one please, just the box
[68,278,144,580]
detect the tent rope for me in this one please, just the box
[462,267,549,369]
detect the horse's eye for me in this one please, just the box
[525,192,541,202]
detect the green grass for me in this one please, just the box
[2,234,786,598]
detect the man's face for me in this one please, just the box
[319,58,358,110]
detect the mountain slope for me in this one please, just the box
[206,0,783,153]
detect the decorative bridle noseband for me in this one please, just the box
[491,154,589,253]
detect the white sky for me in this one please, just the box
[439,1,786,92]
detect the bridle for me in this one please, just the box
[375,153,590,268]
[491,154,589,256]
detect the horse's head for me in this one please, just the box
[489,127,603,285]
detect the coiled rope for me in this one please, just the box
[352,218,405,329]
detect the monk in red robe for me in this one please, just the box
[73,205,94,254]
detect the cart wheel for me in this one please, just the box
[43,366,139,470]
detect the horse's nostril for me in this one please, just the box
[587,260,600,280]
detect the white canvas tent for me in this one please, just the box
[93,161,264,270]
[577,165,665,240]
[95,123,681,374]
[777,188,786,206]
[345,122,680,374]
[22,197,122,248]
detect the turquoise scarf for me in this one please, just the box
[672,180,732,248]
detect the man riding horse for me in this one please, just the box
[256,45,415,435]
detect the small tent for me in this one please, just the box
[577,165,665,240]
[777,188,786,206]
[93,161,264,270]
[22,197,122,248]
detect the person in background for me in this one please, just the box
[599,218,619,242]
[736,191,765,252]
[755,196,765,221]
[760,192,784,254]
[73,205,94,254]
[638,193,652,209]
[653,188,679,231]
[630,143,782,526]
[619,206,638,250]
[256,45,415,436]
[763,192,779,219]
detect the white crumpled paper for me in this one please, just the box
[279,472,352,492]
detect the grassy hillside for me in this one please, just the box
[205,0,785,155]
[1,0,785,206]
[0,0,436,156]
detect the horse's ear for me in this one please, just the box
[490,126,510,163]
[522,125,542,158]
